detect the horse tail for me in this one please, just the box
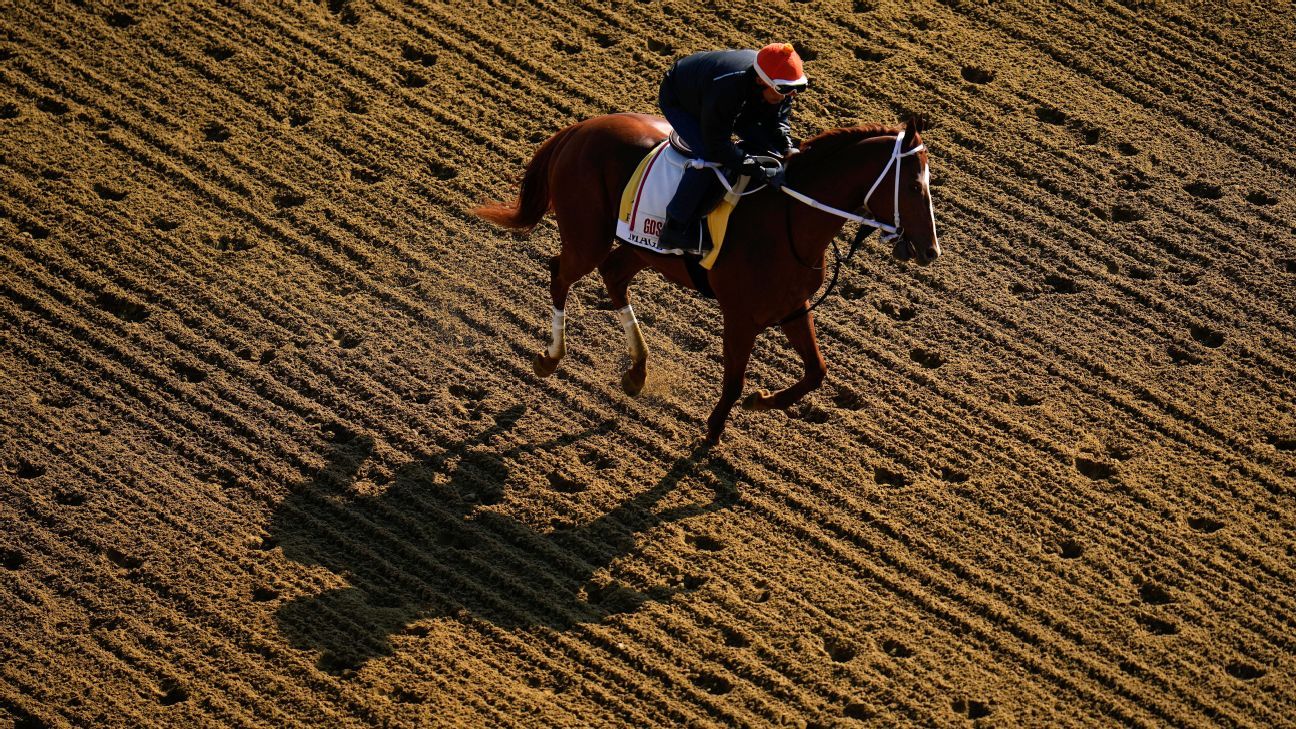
[473,122,578,232]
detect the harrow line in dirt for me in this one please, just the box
[813,280,1296,596]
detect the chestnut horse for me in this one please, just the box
[475,114,940,444]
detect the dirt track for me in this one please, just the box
[2,0,1295,726]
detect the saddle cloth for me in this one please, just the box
[615,141,737,270]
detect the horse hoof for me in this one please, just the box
[620,370,645,397]
[741,390,772,411]
[532,352,560,377]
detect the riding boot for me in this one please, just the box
[658,216,693,250]
[660,167,715,252]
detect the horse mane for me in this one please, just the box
[792,124,902,168]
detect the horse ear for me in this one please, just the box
[904,115,921,144]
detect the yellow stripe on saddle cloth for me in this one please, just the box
[617,141,739,270]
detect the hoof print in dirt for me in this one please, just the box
[319,422,359,444]
[1190,325,1224,348]
[685,533,724,552]
[1186,515,1225,533]
[37,98,69,115]
[1074,456,1115,480]
[844,702,876,720]
[1184,181,1223,200]
[448,383,488,403]
[399,69,427,88]
[1137,581,1173,606]
[105,12,138,28]
[1036,105,1067,125]
[545,471,585,494]
[951,697,992,720]
[325,0,363,25]
[1225,661,1265,681]
[105,548,144,571]
[173,362,207,383]
[876,299,916,321]
[9,459,46,479]
[0,102,18,119]
[1266,434,1296,452]
[1057,539,1083,559]
[93,182,128,201]
[55,489,87,506]
[831,386,866,411]
[939,467,969,484]
[690,672,733,696]
[960,65,994,84]
[202,121,231,142]
[853,47,888,62]
[881,638,913,659]
[351,166,385,184]
[273,190,307,209]
[96,292,149,322]
[215,233,254,252]
[1,548,26,570]
[252,586,280,602]
[156,683,188,706]
[789,402,830,424]
[1110,202,1146,223]
[909,348,944,369]
[1044,273,1077,294]
[401,45,437,67]
[204,45,235,61]
[344,94,368,114]
[873,466,908,488]
[1246,191,1278,206]
[824,638,856,663]
[1135,613,1179,636]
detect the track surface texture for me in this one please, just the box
[2,0,1295,726]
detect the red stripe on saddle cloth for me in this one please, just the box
[630,144,668,231]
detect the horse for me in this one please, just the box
[474,113,940,445]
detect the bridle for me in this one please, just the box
[771,130,927,323]
[779,129,926,244]
[696,130,930,324]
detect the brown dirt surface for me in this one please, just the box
[2,0,1295,726]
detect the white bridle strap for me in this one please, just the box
[779,131,925,241]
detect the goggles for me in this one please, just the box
[773,80,809,96]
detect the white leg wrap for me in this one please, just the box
[617,305,637,331]
[618,305,647,362]
[546,307,566,360]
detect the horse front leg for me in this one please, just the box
[742,312,826,412]
[706,323,758,445]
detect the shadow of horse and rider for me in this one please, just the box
[269,405,740,672]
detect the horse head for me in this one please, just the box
[883,116,941,266]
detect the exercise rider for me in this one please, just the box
[656,43,808,251]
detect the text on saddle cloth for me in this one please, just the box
[615,142,746,265]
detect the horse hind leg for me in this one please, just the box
[534,216,616,377]
[598,246,651,395]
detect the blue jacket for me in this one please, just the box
[658,50,794,167]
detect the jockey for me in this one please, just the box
[656,43,808,251]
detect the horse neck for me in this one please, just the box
[785,136,898,259]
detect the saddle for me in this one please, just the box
[615,141,778,270]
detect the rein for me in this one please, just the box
[774,131,925,325]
